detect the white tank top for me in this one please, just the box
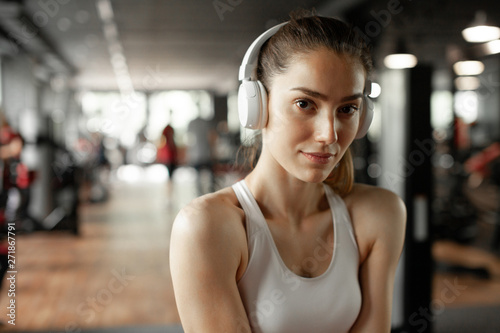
[232,180,362,333]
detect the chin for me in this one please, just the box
[296,171,329,184]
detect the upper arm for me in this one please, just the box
[169,198,251,333]
[349,188,406,333]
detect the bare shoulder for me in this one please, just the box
[344,183,406,218]
[343,183,406,261]
[170,185,248,281]
[172,186,245,241]
[170,187,252,331]
[177,186,243,223]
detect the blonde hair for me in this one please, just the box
[323,148,354,197]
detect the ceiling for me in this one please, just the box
[1,0,499,95]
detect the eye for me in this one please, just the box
[338,105,360,115]
[295,99,315,111]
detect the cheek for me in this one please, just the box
[341,124,358,142]
[336,126,358,157]
[268,98,289,125]
[264,101,295,141]
[337,114,360,142]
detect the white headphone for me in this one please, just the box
[237,22,374,139]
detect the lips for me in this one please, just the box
[301,152,334,164]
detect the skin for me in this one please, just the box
[170,48,406,332]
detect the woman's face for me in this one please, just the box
[263,48,366,183]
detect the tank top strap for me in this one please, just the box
[323,184,359,250]
[232,180,257,216]
[232,180,267,235]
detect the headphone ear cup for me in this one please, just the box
[355,96,374,139]
[238,80,268,129]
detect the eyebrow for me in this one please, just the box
[290,87,364,102]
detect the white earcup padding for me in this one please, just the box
[238,80,268,129]
[355,96,374,139]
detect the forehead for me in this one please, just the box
[273,48,366,95]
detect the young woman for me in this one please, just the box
[170,13,406,333]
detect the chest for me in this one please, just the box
[266,211,334,278]
[237,205,362,333]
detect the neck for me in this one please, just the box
[244,148,326,226]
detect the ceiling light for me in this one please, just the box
[462,11,500,43]
[384,39,418,69]
[484,39,500,55]
[369,82,381,98]
[96,0,114,22]
[110,52,126,68]
[108,41,123,54]
[103,22,118,40]
[384,54,418,69]
[453,60,484,76]
[454,91,478,124]
[454,76,481,91]
[463,26,500,43]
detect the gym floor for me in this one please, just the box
[1,166,499,332]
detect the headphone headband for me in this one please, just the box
[239,22,287,81]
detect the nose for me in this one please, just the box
[314,113,338,145]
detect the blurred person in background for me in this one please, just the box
[157,114,178,194]
[0,110,29,323]
[0,111,30,226]
[88,132,110,203]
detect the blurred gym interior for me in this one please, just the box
[0,0,499,332]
